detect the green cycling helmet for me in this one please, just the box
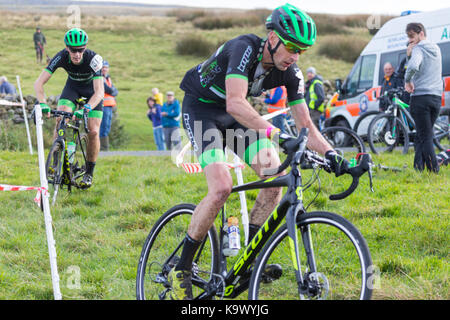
[64,28,88,47]
[266,3,316,48]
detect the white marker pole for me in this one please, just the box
[35,104,62,300]
[16,75,33,155]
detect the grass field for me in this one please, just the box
[0,150,448,299]
[0,10,448,300]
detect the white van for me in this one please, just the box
[325,8,450,132]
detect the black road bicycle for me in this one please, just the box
[367,88,450,154]
[136,128,375,300]
[43,99,90,204]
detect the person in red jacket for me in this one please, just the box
[265,86,287,133]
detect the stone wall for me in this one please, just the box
[0,94,59,123]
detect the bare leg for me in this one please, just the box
[249,147,283,226]
[187,163,233,241]
[87,117,101,162]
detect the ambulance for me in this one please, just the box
[325,8,450,132]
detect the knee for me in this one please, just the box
[205,167,233,205]
[88,127,100,139]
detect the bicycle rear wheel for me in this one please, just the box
[353,110,380,138]
[249,211,373,300]
[368,114,409,154]
[433,107,450,151]
[321,126,365,159]
[136,204,220,300]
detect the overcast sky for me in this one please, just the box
[82,0,449,15]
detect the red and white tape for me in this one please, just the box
[0,184,49,208]
[180,162,245,174]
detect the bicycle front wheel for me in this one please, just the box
[321,126,365,159]
[249,211,373,300]
[136,204,220,300]
[368,114,409,154]
[46,140,64,186]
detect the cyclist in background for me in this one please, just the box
[172,3,349,300]
[34,28,104,189]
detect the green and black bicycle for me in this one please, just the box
[367,88,450,154]
[42,98,90,204]
[136,128,375,300]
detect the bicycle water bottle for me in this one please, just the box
[223,216,240,256]
[67,142,76,164]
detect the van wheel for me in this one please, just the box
[336,119,350,129]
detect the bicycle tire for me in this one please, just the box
[136,203,220,300]
[248,211,374,300]
[321,126,366,158]
[71,133,88,184]
[45,140,64,186]
[368,113,409,154]
[433,107,450,151]
[352,110,380,138]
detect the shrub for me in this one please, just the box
[310,14,346,35]
[192,12,262,30]
[318,36,369,63]
[175,34,215,58]
[167,9,206,22]
[109,109,129,149]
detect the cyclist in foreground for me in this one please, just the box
[173,3,350,300]
[34,28,104,189]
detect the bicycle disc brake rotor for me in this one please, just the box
[307,272,329,299]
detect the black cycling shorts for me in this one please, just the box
[58,78,103,119]
[182,94,274,168]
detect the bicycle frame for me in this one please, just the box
[197,143,311,299]
[391,96,415,133]
[50,111,87,192]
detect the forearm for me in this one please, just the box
[227,96,272,131]
[89,79,105,107]
[34,71,51,103]
[291,102,332,154]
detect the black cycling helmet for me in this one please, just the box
[266,3,317,48]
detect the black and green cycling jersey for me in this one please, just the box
[180,34,307,168]
[45,49,104,118]
[180,34,306,106]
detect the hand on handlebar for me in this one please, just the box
[73,109,84,119]
[325,150,350,177]
[268,128,298,154]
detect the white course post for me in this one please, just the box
[35,104,62,300]
[16,75,33,155]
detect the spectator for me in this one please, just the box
[152,87,164,106]
[0,76,17,95]
[264,86,287,133]
[33,27,47,64]
[161,91,181,150]
[99,60,118,151]
[305,67,325,128]
[146,96,165,151]
[379,62,404,111]
[404,22,443,173]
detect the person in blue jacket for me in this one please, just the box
[147,96,165,151]
[161,91,181,150]
[0,76,17,95]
